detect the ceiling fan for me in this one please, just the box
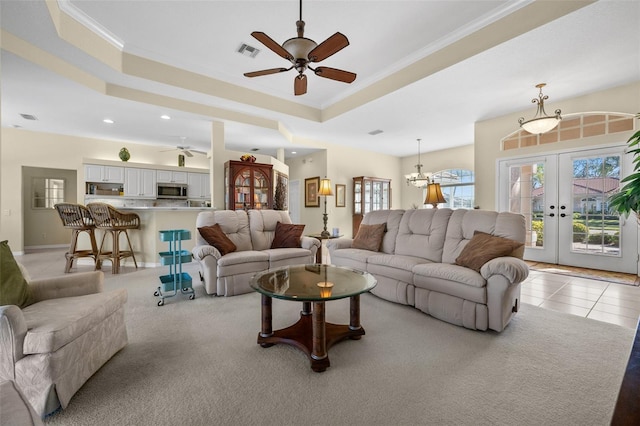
[161,139,207,157]
[243,0,356,96]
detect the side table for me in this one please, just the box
[306,234,342,264]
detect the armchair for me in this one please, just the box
[0,269,128,417]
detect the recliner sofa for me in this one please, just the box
[327,208,528,332]
[192,209,320,296]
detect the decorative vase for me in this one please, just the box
[178,154,185,167]
[119,147,130,162]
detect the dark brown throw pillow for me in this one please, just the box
[455,231,523,272]
[352,223,386,252]
[271,222,305,249]
[198,224,237,256]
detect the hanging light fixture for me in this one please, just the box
[405,139,431,187]
[518,83,562,134]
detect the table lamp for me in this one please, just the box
[425,182,446,208]
[318,177,333,237]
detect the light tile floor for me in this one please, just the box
[521,270,640,329]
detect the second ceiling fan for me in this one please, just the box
[244,0,356,96]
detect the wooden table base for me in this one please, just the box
[257,295,365,372]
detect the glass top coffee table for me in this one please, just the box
[250,264,377,372]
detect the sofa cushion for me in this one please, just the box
[248,210,293,250]
[198,224,237,256]
[0,240,32,308]
[263,248,310,262]
[195,211,253,251]
[367,253,430,284]
[394,209,453,262]
[217,250,269,267]
[21,288,127,354]
[455,231,523,272]
[353,223,386,251]
[271,222,305,249]
[360,210,405,254]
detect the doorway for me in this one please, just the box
[498,146,638,274]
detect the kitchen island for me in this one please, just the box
[107,206,211,267]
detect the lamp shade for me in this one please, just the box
[520,116,561,134]
[318,178,333,196]
[425,183,446,208]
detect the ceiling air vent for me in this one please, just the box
[368,129,383,136]
[20,113,38,121]
[237,43,260,58]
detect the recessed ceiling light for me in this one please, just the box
[368,129,383,135]
[20,113,38,120]
[291,151,297,154]
[251,148,259,152]
[103,118,114,124]
[161,115,171,120]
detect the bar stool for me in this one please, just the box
[54,203,100,273]
[87,202,140,274]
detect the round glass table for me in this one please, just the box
[250,264,377,372]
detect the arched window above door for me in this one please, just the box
[501,113,635,151]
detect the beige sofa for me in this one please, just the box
[327,208,528,332]
[0,270,127,417]
[192,210,321,296]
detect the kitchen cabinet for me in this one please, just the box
[224,161,272,210]
[352,176,391,237]
[187,172,211,199]
[156,170,188,184]
[85,164,124,183]
[124,168,156,198]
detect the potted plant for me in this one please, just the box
[608,113,640,220]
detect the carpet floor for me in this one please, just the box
[42,264,634,426]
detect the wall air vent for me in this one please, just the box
[20,113,38,121]
[368,129,383,135]
[237,43,260,58]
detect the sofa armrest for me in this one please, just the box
[0,306,28,381]
[327,238,354,254]
[480,257,529,284]
[28,271,104,303]
[192,244,222,261]
[300,236,321,252]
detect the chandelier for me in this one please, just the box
[518,83,562,134]
[405,139,431,187]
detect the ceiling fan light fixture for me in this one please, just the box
[282,37,317,63]
[518,83,562,134]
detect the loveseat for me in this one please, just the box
[0,250,128,417]
[192,210,320,296]
[327,208,528,332]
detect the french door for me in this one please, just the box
[498,146,638,274]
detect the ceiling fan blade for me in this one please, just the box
[251,32,292,60]
[244,67,291,78]
[190,149,208,156]
[308,32,349,62]
[313,66,357,83]
[183,150,194,157]
[294,74,307,96]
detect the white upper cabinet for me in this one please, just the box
[187,173,211,199]
[124,168,156,198]
[157,170,188,184]
[85,164,125,183]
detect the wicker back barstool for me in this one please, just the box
[54,203,100,273]
[87,203,140,274]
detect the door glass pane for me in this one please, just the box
[570,155,621,256]
[354,181,362,214]
[508,163,544,248]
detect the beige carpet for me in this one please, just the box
[38,263,633,426]
[526,261,639,286]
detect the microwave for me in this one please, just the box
[157,183,188,199]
